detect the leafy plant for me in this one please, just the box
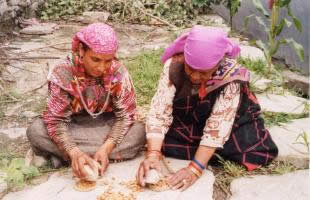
[244,0,304,72]
[193,0,241,29]
[262,111,308,128]
[39,0,210,27]
[224,0,241,29]
[0,158,40,189]
[238,57,268,77]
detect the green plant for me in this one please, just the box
[0,158,40,189]
[245,0,304,72]
[39,0,210,26]
[238,57,268,77]
[224,0,241,29]
[193,0,241,29]
[294,132,310,154]
[40,0,86,20]
[125,49,163,105]
[262,111,308,128]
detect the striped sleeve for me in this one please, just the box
[108,68,136,145]
[43,82,76,155]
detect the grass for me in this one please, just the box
[125,49,164,105]
[238,57,309,98]
[30,98,47,114]
[294,131,310,154]
[238,57,269,77]
[262,111,309,128]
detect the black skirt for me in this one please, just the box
[162,83,278,171]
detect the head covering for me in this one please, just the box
[72,23,119,54]
[161,26,240,70]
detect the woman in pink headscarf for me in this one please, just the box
[26,23,145,178]
[137,26,278,190]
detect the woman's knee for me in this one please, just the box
[129,121,146,145]
[109,121,146,160]
[26,118,47,144]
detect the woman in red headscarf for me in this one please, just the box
[26,23,145,178]
[137,26,278,191]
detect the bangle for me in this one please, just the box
[192,158,205,170]
[187,165,202,178]
[189,162,203,174]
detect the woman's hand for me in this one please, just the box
[168,167,198,191]
[94,149,110,176]
[136,156,162,186]
[69,147,96,179]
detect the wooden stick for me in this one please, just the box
[0,46,21,50]
[161,157,175,174]
[1,56,60,60]
[20,42,71,54]
[7,64,37,73]
[0,99,21,104]
[27,81,47,93]
[0,84,18,101]
[136,6,177,29]
[50,46,71,51]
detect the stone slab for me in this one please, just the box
[75,11,111,24]
[0,128,27,139]
[3,155,214,200]
[257,94,309,114]
[239,45,266,61]
[282,70,310,96]
[20,23,57,35]
[269,118,310,167]
[250,76,272,91]
[229,170,310,200]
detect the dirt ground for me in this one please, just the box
[0,19,242,200]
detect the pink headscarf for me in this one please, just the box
[161,26,240,70]
[72,23,119,54]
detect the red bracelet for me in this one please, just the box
[189,162,203,174]
[187,165,202,178]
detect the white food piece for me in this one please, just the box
[145,169,161,184]
[83,160,101,182]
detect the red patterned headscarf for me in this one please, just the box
[72,23,119,54]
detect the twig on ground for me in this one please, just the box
[162,157,175,174]
[0,99,21,104]
[0,56,60,60]
[0,46,21,50]
[20,42,71,54]
[50,46,71,51]
[0,83,18,101]
[214,179,231,197]
[27,81,48,93]
[57,186,66,194]
[136,6,177,29]
[7,64,37,73]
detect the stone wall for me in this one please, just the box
[0,0,44,26]
[212,0,309,75]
